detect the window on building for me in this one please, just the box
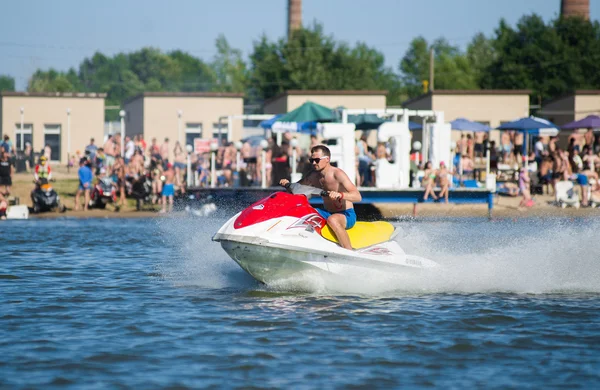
[14,123,33,151]
[44,124,61,161]
[212,123,228,144]
[185,123,203,148]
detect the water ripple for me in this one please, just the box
[0,218,599,388]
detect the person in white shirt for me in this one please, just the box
[124,136,135,164]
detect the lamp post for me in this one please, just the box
[290,137,298,180]
[119,110,126,158]
[19,107,24,152]
[210,141,219,188]
[177,110,183,145]
[260,139,269,189]
[186,144,193,188]
[67,108,71,172]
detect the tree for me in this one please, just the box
[466,33,496,86]
[168,50,215,92]
[480,14,600,101]
[399,37,478,97]
[249,23,400,103]
[211,35,248,93]
[0,75,15,91]
[28,69,78,92]
[248,35,288,102]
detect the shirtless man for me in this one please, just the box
[103,135,116,169]
[161,163,175,213]
[280,145,361,251]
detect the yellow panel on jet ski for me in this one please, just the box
[321,221,395,249]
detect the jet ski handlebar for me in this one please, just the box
[283,182,331,198]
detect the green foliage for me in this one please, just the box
[211,34,248,92]
[249,23,401,103]
[17,14,600,114]
[399,37,479,98]
[482,14,600,101]
[0,75,16,91]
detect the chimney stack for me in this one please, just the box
[561,0,590,20]
[288,0,302,39]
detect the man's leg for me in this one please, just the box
[75,189,81,211]
[168,195,174,212]
[327,214,352,250]
[84,189,90,211]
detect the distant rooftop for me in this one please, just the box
[265,90,388,104]
[403,89,532,106]
[0,91,107,98]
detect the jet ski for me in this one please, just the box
[212,183,437,284]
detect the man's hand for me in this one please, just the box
[327,191,343,200]
[279,179,290,187]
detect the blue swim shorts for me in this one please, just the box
[577,174,589,185]
[79,182,91,191]
[316,208,357,229]
[162,183,175,197]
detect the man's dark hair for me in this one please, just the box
[311,144,331,158]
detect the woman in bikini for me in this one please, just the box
[422,161,438,201]
[437,162,450,203]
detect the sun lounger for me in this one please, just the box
[555,181,580,209]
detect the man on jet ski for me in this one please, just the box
[280,144,362,250]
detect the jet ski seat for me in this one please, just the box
[320,221,395,249]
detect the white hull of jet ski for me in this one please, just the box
[213,214,436,284]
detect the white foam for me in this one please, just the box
[158,215,600,295]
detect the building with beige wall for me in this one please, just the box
[403,90,531,143]
[0,92,106,164]
[123,92,244,156]
[539,90,600,126]
[263,90,387,114]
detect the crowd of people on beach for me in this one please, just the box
[2,127,600,217]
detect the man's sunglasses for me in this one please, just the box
[309,156,329,164]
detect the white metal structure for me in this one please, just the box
[317,123,357,185]
[119,110,126,157]
[66,108,71,166]
[217,114,274,144]
[336,108,450,188]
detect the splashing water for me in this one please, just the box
[157,214,600,295]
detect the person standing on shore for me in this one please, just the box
[104,135,116,169]
[0,152,13,196]
[75,158,93,211]
[160,164,175,213]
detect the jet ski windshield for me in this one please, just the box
[287,183,327,198]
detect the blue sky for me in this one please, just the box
[1,0,597,91]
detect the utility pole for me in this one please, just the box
[429,48,435,91]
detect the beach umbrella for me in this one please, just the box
[497,116,559,169]
[272,101,335,133]
[450,118,491,132]
[409,121,422,130]
[496,116,559,136]
[561,115,600,130]
[259,114,283,129]
[348,114,385,130]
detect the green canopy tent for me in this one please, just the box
[347,114,386,130]
[272,101,336,133]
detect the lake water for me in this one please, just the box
[2,215,600,388]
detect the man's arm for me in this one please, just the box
[279,170,316,187]
[331,169,362,203]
